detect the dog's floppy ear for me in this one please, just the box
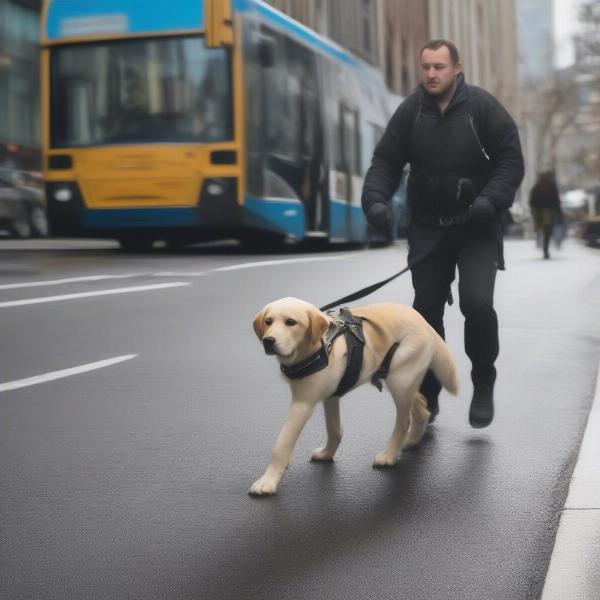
[308,308,330,345]
[252,307,267,340]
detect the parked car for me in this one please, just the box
[0,168,48,238]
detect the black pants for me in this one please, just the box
[408,222,500,408]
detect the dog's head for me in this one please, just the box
[253,297,330,362]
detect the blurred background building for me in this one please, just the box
[0,0,42,173]
[517,0,555,84]
[428,0,520,119]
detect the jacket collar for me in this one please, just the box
[417,72,469,113]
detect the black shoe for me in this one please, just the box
[428,404,439,424]
[469,368,496,428]
[426,398,439,424]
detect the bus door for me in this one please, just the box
[298,52,325,235]
[338,103,357,238]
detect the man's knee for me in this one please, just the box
[459,293,494,320]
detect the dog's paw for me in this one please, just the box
[372,451,399,468]
[311,447,335,462]
[248,476,278,496]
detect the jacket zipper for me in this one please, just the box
[468,114,490,161]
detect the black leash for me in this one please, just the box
[319,246,438,312]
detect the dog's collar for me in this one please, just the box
[279,308,366,398]
[279,317,344,380]
[279,341,330,380]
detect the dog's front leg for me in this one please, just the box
[249,398,316,496]
[311,396,342,462]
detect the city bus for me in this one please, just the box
[41,0,405,251]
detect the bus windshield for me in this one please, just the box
[50,36,232,147]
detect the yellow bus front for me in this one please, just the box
[41,0,245,248]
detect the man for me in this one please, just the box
[362,39,524,428]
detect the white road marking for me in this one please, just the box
[0,274,144,290]
[0,282,190,308]
[0,255,352,303]
[0,354,137,393]
[151,271,207,277]
[212,255,351,272]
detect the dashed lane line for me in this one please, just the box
[0,254,351,290]
[0,354,138,393]
[211,255,351,272]
[0,274,145,290]
[0,282,190,308]
[0,254,355,306]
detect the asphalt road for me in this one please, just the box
[1,237,599,600]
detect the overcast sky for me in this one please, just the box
[554,0,583,67]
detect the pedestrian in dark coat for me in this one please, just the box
[529,171,563,259]
[362,39,525,428]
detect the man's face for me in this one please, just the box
[420,46,461,96]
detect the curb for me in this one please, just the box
[540,360,600,599]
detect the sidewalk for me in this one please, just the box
[541,360,600,599]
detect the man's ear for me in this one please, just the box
[309,309,330,345]
[252,307,267,340]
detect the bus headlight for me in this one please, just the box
[207,182,225,196]
[53,187,73,202]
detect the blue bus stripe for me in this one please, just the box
[252,1,355,65]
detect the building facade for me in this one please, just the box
[264,0,380,66]
[379,0,429,97]
[0,0,42,171]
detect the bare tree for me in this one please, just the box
[522,70,578,173]
[575,1,600,61]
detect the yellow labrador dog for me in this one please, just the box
[250,297,458,496]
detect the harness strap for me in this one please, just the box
[370,343,400,392]
[332,309,365,397]
[281,309,402,399]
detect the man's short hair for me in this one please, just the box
[420,39,460,65]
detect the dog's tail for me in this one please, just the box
[430,333,459,395]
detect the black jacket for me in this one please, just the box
[362,73,525,222]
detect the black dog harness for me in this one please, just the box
[280,307,399,397]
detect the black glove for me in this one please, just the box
[468,196,496,224]
[365,203,391,230]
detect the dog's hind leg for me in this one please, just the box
[311,396,342,462]
[373,351,429,467]
[402,392,431,449]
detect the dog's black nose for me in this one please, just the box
[262,337,276,355]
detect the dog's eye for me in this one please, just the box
[265,317,273,326]
[285,319,297,326]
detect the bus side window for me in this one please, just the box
[354,110,361,176]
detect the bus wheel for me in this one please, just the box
[240,231,288,252]
[118,236,155,253]
[164,237,187,251]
